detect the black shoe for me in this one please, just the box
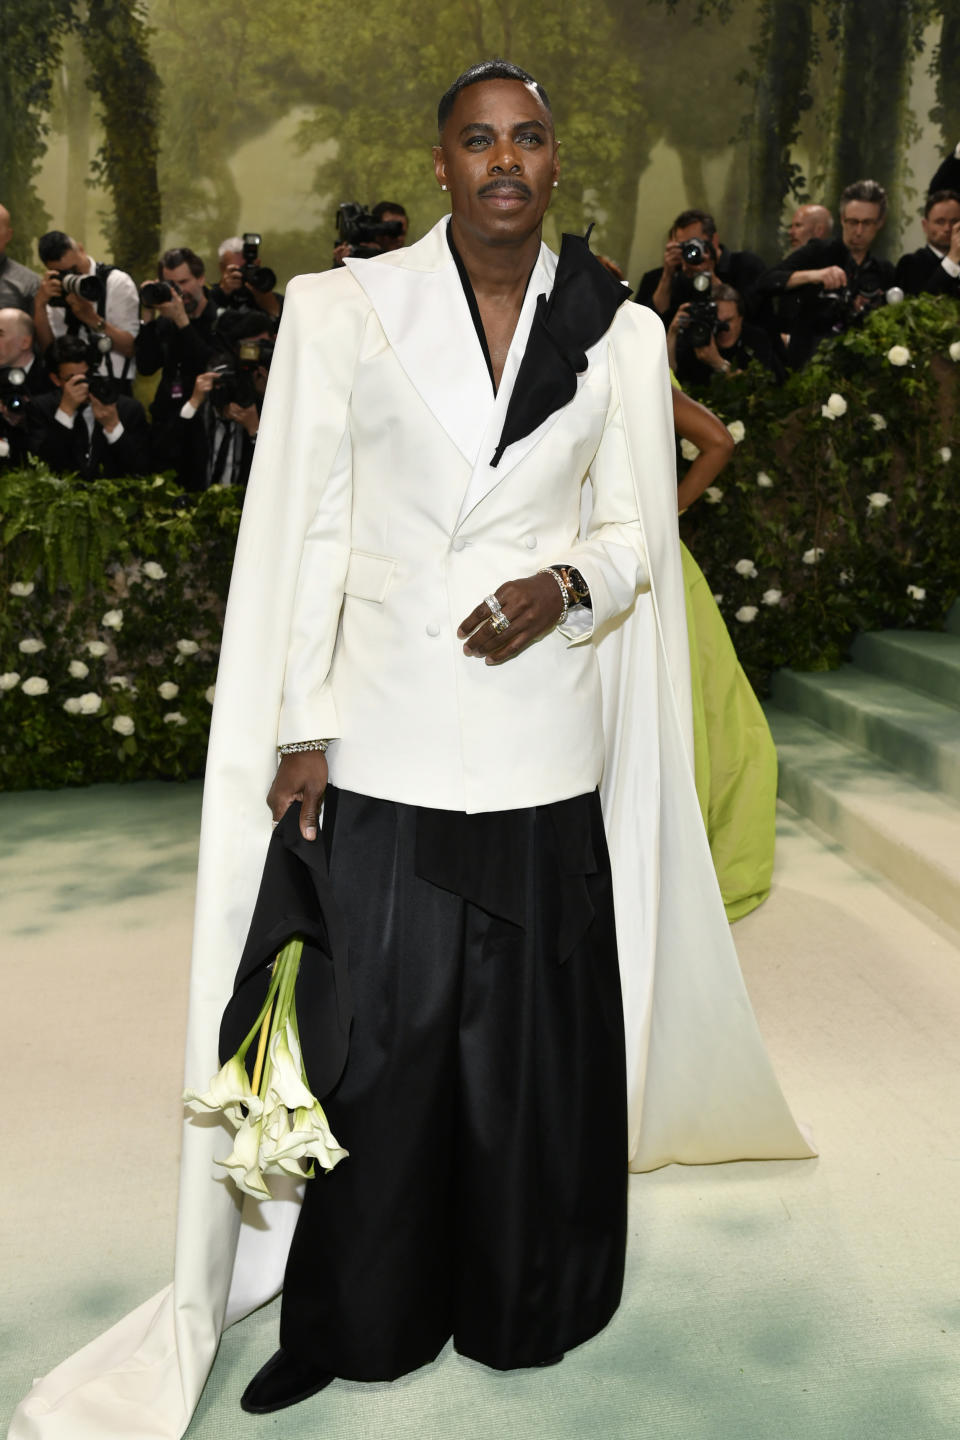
[240,1348,335,1414]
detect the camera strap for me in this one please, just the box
[94,263,132,382]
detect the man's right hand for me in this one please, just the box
[662,239,684,274]
[267,750,328,841]
[144,284,189,329]
[58,373,89,415]
[37,271,63,306]
[189,371,218,408]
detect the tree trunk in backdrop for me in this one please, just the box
[931,2,960,165]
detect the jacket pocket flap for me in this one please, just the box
[343,549,396,603]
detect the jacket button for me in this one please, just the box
[426,622,441,637]
[524,534,538,549]
[451,537,466,552]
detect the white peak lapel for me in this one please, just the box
[344,220,493,468]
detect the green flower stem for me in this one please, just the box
[235,956,285,1063]
[255,937,304,1104]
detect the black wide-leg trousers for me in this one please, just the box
[279,786,628,1381]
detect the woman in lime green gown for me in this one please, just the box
[672,385,777,921]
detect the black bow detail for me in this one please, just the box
[490,227,631,467]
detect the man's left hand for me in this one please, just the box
[948,220,960,266]
[65,292,102,331]
[458,573,565,665]
[225,401,259,436]
[89,395,120,432]
[695,333,726,370]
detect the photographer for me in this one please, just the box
[756,179,895,370]
[668,283,784,389]
[135,247,221,423]
[787,204,833,250]
[635,208,766,330]
[33,231,139,393]
[24,334,151,480]
[895,190,960,298]
[154,310,272,492]
[333,200,408,265]
[0,309,53,463]
[210,234,283,320]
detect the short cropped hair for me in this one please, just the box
[670,209,717,239]
[437,60,551,135]
[925,188,960,217]
[47,334,90,372]
[38,231,76,265]
[218,236,244,258]
[372,201,407,221]
[840,179,887,220]
[713,283,744,315]
[0,307,35,341]
[159,246,205,279]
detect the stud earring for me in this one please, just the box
[441,184,448,191]
[553,180,559,188]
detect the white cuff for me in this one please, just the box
[104,422,125,444]
[54,408,75,429]
[942,257,960,279]
[179,400,199,420]
[558,604,595,643]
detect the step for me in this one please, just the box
[770,664,960,804]
[851,631,960,710]
[766,704,960,933]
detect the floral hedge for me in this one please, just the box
[679,294,960,692]
[1,296,959,789]
[0,469,242,790]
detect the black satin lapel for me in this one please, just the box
[490,230,632,467]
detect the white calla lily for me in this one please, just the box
[184,1053,262,1130]
[219,1113,272,1198]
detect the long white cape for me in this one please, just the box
[9,254,813,1440]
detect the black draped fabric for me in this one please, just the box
[279,786,627,1379]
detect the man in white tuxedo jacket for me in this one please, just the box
[9,58,812,1440]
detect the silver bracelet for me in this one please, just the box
[277,738,331,755]
[538,567,570,628]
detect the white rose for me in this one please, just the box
[143,561,167,580]
[734,559,758,578]
[869,414,887,431]
[112,715,135,736]
[0,437,9,458]
[906,585,926,601]
[839,570,852,585]
[86,640,109,658]
[756,471,774,488]
[78,692,102,714]
[825,392,847,417]
[939,446,952,464]
[158,681,180,700]
[9,581,34,597]
[704,486,723,504]
[734,606,758,623]
[867,492,892,512]
[205,685,216,705]
[679,438,700,462]
[886,345,910,367]
[21,675,49,696]
[712,594,723,606]
[109,675,130,690]
[0,671,22,691]
[101,609,124,630]
[802,547,824,565]
[762,588,782,606]
[63,697,83,715]
[176,639,200,656]
[727,420,746,444]
[68,660,89,679]
[950,340,960,362]
[163,710,188,726]
[18,637,44,654]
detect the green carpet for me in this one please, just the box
[3,784,960,1439]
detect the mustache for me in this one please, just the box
[478,178,533,198]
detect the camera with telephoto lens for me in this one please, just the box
[336,203,404,260]
[238,234,277,294]
[0,365,30,415]
[210,334,273,410]
[679,236,716,267]
[47,271,104,308]
[812,281,897,335]
[141,279,176,307]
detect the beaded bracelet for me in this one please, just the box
[538,566,570,628]
[277,738,331,756]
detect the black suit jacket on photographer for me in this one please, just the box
[1,358,56,464]
[635,244,768,328]
[25,391,153,480]
[135,297,221,423]
[757,238,895,368]
[154,401,258,493]
[894,246,960,299]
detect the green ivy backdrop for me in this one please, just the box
[1,296,958,791]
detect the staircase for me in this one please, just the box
[764,606,960,932]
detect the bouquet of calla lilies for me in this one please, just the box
[184,937,348,1198]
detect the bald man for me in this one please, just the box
[0,206,41,315]
[788,204,834,250]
